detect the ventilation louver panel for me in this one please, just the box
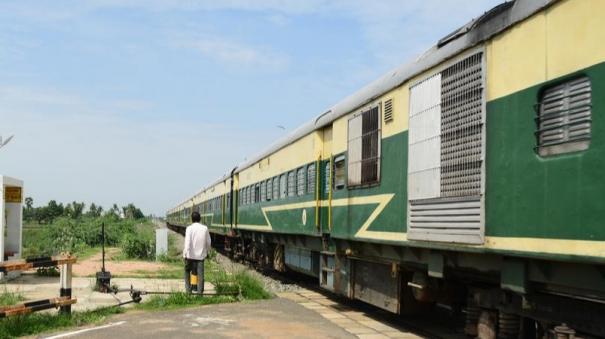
[407,51,485,245]
[408,197,481,242]
[536,76,591,156]
[383,99,394,123]
[440,52,483,198]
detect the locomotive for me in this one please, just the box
[168,0,605,337]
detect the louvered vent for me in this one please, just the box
[407,51,485,245]
[440,52,483,197]
[383,99,394,123]
[536,76,591,156]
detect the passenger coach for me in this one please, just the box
[168,0,605,337]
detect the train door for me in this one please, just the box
[320,127,333,234]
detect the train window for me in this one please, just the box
[260,181,267,202]
[348,105,381,187]
[244,187,249,205]
[536,76,592,156]
[226,193,231,210]
[280,174,287,199]
[273,177,280,200]
[325,162,330,194]
[288,171,296,197]
[297,167,305,196]
[334,155,346,190]
[266,180,272,201]
[307,163,316,196]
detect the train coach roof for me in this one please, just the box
[233,0,557,174]
[172,0,558,210]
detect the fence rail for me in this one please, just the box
[0,255,77,315]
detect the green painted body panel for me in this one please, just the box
[486,61,605,240]
[168,62,605,262]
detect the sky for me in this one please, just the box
[0,0,504,216]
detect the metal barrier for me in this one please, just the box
[0,255,77,316]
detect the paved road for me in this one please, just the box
[42,298,355,339]
[41,290,427,339]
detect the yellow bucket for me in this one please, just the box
[190,272,198,285]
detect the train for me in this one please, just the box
[167,0,605,337]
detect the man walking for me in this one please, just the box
[183,211,211,294]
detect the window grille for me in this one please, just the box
[536,76,592,156]
[407,50,485,244]
[297,168,305,196]
[325,162,331,194]
[307,164,316,196]
[273,177,280,200]
[280,175,287,199]
[440,52,483,198]
[348,106,381,187]
[266,180,272,201]
[334,155,346,190]
[288,171,296,197]
[260,182,266,202]
[383,98,394,123]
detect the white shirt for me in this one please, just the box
[183,222,211,260]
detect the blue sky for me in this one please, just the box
[0,0,503,215]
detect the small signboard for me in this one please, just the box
[4,187,22,203]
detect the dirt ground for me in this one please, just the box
[72,248,176,277]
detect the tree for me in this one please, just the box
[86,203,103,218]
[25,197,33,209]
[23,197,34,222]
[122,203,144,220]
[66,201,85,219]
[46,200,64,223]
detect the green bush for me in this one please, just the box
[22,216,153,259]
[120,230,155,260]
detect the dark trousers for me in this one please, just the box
[184,259,204,294]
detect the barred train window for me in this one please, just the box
[324,162,330,194]
[307,164,316,195]
[260,181,266,202]
[266,180,272,201]
[297,167,305,196]
[536,76,592,156]
[273,177,279,200]
[288,171,296,197]
[347,105,381,187]
[280,174,287,199]
[334,155,346,190]
[254,184,260,203]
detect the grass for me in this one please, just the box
[0,290,25,307]
[0,306,123,339]
[0,260,271,338]
[135,293,236,311]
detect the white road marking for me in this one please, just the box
[44,321,127,339]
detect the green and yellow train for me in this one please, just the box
[168,0,605,336]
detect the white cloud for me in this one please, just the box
[183,37,289,70]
